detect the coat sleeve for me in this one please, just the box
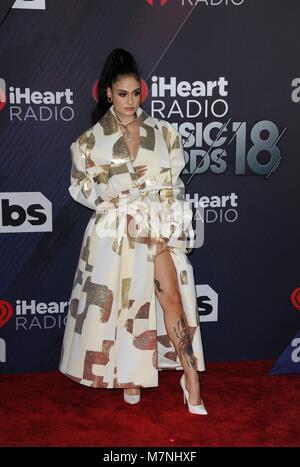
[68,138,107,210]
[159,126,195,253]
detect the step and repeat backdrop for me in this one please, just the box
[0,0,299,374]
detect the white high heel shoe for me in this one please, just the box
[123,389,141,405]
[180,374,208,415]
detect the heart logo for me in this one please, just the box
[0,300,13,327]
[291,287,300,312]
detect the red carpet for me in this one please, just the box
[1,360,299,447]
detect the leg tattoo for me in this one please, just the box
[154,278,164,294]
[173,316,198,370]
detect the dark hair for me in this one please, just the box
[94,48,141,121]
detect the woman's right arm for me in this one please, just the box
[68,138,108,210]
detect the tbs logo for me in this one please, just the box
[12,0,46,9]
[196,285,218,322]
[0,193,52,233]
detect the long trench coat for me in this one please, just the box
[59,104,205,388]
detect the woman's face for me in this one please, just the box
[107,75,141,118]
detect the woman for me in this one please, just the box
[59,49,207,415]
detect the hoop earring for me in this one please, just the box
[107,97,112,103]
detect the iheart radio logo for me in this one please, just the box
[291,287,300,312]
[0,78,6,112]
[269,285,300,375]
[146,0,168,6]
[0,300,13,328]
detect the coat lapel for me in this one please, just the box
[97,104,172,195]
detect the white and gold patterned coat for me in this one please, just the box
[59,104,205,388]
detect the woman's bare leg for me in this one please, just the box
[154,245,202,404]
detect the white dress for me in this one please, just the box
[59,104,205,388]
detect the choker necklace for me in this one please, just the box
[115,110,138,142]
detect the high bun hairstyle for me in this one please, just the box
[95,48,141,121]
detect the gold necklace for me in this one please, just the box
[115,111,138,142]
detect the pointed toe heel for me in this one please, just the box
[180,374,207,415]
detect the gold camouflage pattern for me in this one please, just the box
[59,104,205,388]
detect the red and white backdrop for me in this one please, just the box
[0,0,299,374]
